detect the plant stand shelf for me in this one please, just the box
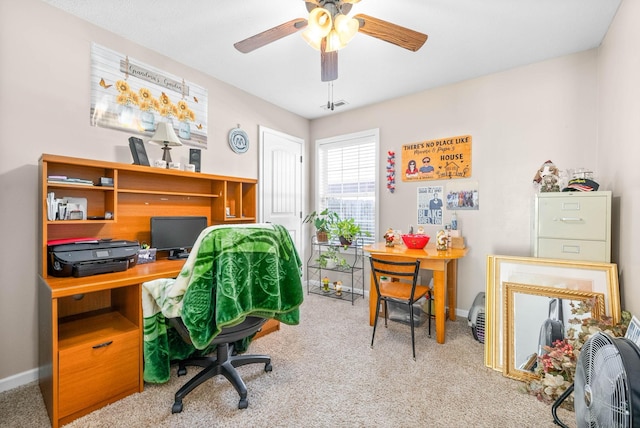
[306,236,365,305]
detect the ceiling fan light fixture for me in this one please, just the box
[306,7,332,37]
[334,14,359,45]
[325,29,345,52]
[302,31,323,50]
[302,7,333,50]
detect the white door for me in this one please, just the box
[259,126,303,254]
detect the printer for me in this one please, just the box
[48,239,140,278]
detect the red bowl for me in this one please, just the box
[401,234,430,249]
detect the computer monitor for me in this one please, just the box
[150,216,208,259]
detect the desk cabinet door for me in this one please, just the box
[58,330,139,418]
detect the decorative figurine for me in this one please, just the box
[322,276,330,292]
[436,230,448,251]
[335,281,343,296]
[533,160,560,193]
[384,228,395,247]
[417,226,425,235]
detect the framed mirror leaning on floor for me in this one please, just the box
[485,255,621,371]
[502,282,605,381]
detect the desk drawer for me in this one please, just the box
[537,238,607,262]
[58,329,139,418]
[536,195,608,240]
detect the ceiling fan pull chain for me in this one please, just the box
[327,82,331,109]
[331,81,335,110]
[327,81,335,110]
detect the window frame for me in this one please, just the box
[313,128,380,245]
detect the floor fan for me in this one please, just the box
[552,332,640,427]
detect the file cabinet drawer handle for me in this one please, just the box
[561,245,580,254]
[560,217,583,222]
[92,340,113,349]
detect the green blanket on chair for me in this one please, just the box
[141,223,303,383]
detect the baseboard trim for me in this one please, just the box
[0,368,38,393]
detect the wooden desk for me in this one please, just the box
[38,259,184,428]
[363,243,468,344]
[39,259,280,427]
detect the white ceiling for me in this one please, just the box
[40,0,621,119]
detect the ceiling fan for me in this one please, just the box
[234,0,428,82]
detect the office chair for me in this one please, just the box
[168,315,271,413]
[143,223,303,414]
[369,255,432,360]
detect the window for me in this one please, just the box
[315,129,379,245]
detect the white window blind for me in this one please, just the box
[316,129,378,245]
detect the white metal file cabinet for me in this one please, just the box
[532,191,611,262]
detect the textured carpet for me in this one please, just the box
[0,293,576,427]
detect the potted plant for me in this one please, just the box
[316,246,350,269]
[330,217,371,246]
[303,209,339,242]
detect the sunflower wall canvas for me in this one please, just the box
[90,43,208,149]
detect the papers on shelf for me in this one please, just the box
[47,175,94,186]
[46,192,87,221]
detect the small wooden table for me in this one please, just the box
[363,243,468,344]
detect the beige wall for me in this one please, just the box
[1,0,638,386]
[311,49,600,314]
[597,0,640,317]
[0,0,309,383]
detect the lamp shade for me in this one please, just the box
[324,29,345,53]
[334,14,359,45]
[149,122,182,147]
[302,7,332,50]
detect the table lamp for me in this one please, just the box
[149,122,182,167]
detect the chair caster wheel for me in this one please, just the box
[264,362,272,372]
[172,401,183,414]
[238,398,248,409]
[177,366,187,376]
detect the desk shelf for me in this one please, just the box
[306,237,365,305]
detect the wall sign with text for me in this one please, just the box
[401,135,472,181]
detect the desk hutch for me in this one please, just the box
[38,154,276,427]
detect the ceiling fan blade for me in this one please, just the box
[321,45,338,82]
[234,18,307,53]
[354,14,428,52]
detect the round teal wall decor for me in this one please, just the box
[228,127,249,154]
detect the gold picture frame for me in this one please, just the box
[485,255,620,371]
[502,282,605,381]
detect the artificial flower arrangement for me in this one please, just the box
[524,299,632,409]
